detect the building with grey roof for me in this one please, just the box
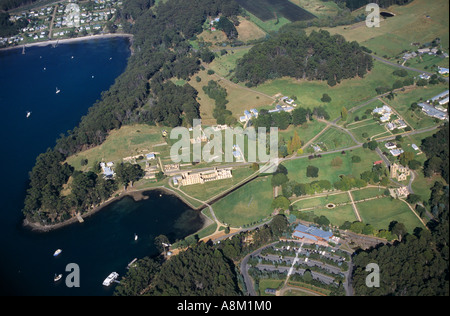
[292,224,333,243]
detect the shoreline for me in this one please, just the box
[22,185,211,233]
[0,33,134,52]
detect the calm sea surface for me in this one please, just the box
[0,38,203,296]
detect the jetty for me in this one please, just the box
[76,212,84,223]
[127,258,138,269]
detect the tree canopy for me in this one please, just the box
[234,29,373,86]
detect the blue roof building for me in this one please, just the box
[292,224,333,243]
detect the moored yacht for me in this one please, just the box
[102,272,119,286]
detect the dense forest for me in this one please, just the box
[0,12,28,37]
[420,124,449,183]
[23,0,241,224]
[233,29,373,87]
[0,0,36,11]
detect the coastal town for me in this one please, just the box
[1,0,123,48]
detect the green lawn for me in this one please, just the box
[312,127,357,151]
[66,125,166,171]
[291,192,351,209]
[347,121,391,143]
[279,120,328,147]
[350,187,387,201]
[253,60,414,121]
[315,0,449,59]
[283,147,381,184]
[307,205,357,227]
[212,175,274,227]
[356,197,424,232]
[179,166,255,202]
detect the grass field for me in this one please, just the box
[311,0,449,58]
[289,0,341,19]
[211,175,274,227]
[350,187,387,201]
[253,60,415,121]
[178,166,255,202]
[292,192,351,209]
[282,147,381,184]
[209,47,253,78]
[347,120,391,142]
[236,16,268,42]
[65,125,167,171]
[279,120,328,148]
[312,127,357,151]
[306,205,357,227]
[189,67,274,125]
[356,197,424,232]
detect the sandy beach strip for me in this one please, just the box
[1,33,134,52]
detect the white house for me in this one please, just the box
[438,67,449,75]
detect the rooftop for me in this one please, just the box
[293,224,333,241]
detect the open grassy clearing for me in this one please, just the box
[189,68,274,125]
[291,192,351,209]
[311,0,449,58]
[65,125,167,171]
[350,187,387,201]
[311,127,357,151]
[346,99,384,123]
[236,16,268,42]
[282,147,381,185]
[289,0,341,18]
[209,47,252,78]
[348,121,391,143]
[279,120,328,148]
[304,205,357,227]
[356,197,424,232]
[178,166,255,202]
[252,60,415,121]
[211,175,273,227]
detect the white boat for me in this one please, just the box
[26,111,31,118]
[134,234,138,241]
[56,87,60,94]
[54,274,62,282]
[102,272,119,286]
[53,249,62,257]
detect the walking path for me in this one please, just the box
[347,191,362,222]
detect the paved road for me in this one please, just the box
[368,53,449,82]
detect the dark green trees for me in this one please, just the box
[115,163,145,188]
[234,30,373,86]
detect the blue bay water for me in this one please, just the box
[0,38,203,295]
